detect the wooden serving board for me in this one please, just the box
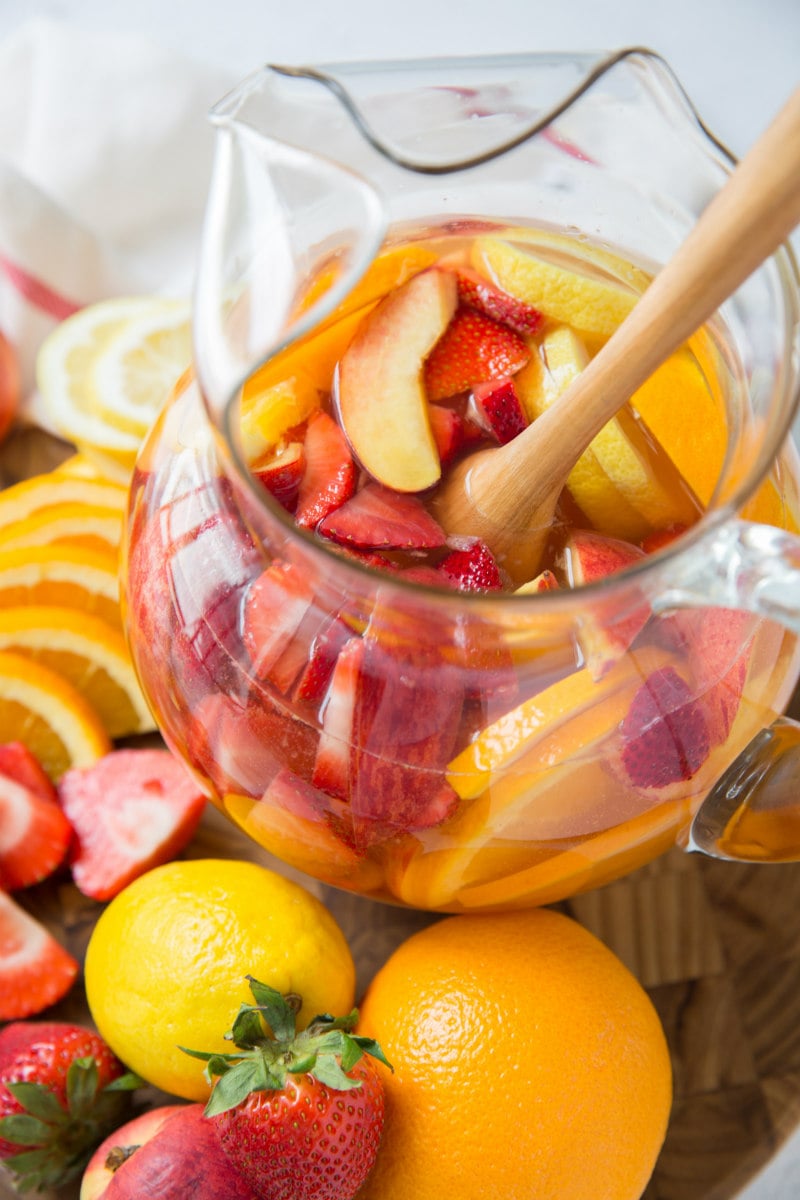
[2,425,800,1199]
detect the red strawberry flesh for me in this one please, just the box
[454,266,544,336]
[437,536,504,592]
[0,747,71,890]
[471,377,528,444]
[318,482,446,551]
[58,748,206,901]
[294,409,356,529]
[0,896,78,1021]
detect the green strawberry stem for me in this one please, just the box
[181,976,391,1119]
[0,1057,142,1193]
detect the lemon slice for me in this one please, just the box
[0,544,122,629]
[0,650,111,780]
[0,503,122,556]
[36,295,191,467]
[471,236,639,338]
[0,606,154,739]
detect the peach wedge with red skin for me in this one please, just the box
[561,530,650,677]
[336,268,457,492]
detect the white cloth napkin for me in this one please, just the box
[0,18,236,415]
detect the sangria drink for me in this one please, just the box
[124,220,800,911]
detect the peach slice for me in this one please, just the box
[561,529,650,676]
[336,268,457,492]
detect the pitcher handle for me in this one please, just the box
[655,517,800,635]
[689,716,800,861]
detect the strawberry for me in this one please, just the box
[0,743,71,890]
[437,536,504,592]
[423,307,530,401]
[318,482,446,551]
[312,636,363,800]
[243,561,317,681]
[454,266,544,336]
[471,377,528,444]
[293,615,352,702]
[57,748,206,901]
[0,1021,140,1193]
[253,440,306,511]
[183,978,389,1200]
[0,893,79,1020]
[295,409,356,529]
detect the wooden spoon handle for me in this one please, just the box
[524,85,800,484]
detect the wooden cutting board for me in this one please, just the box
[2,425,800,1200]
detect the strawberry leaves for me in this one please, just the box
[0,1055,141,1193]
[182,978,391,1119]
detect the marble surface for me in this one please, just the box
[0,2,798,1196]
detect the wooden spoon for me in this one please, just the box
[434,87,800,586]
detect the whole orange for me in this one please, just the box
[357,908,671,1200]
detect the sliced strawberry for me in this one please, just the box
[293,615,352,703]
[616,666,711,796]
[472,377,528,444]
[0,774,71,891]
[454,266,544,336]
[0,893,78,1020]
[348,635,463,847]
[312,637,363,801]
[423,307,530,401]
[243,561,316,680]
[428,404,466,468]
[252,440,306,511]
[437,536,504,592]
[0,742,57,803]
[294,409,356,529]
[318,482,446,551]
[58,749,207,902]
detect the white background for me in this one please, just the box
[0,2,798,1197]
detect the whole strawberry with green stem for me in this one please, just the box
[183,977,391,1200]
[0,1022,141,1193]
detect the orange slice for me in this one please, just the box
[0,606,154,739]
[0,471,127,529]
[0,544,122,629]
[240,303,377,461]
[0,650,111,780]
[0,503,122,556]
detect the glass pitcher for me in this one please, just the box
[122,49,800,911]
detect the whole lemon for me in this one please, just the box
[84,858,356,1100]
[357,908,672,1200]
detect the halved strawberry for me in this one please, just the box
[428,404,466,468]
[423,307,530,401]
[454,266,544,336]
[437,536,504,592]
[252,440,306,511]
[294,409,356,529]
[318,482,446,551]
[0,893,79,1020]
[471,377,528,444]
[0,770,71,891]
[58,749,207,901]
